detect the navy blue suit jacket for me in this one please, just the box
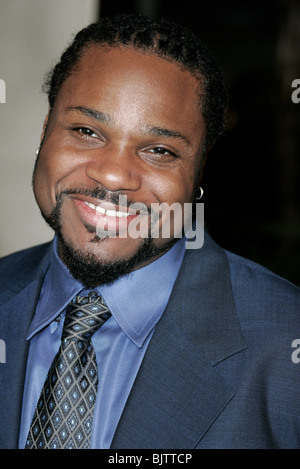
[0,234,300,449]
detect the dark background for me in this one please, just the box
[97,0,300,286]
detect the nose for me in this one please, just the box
[85,146,142,193]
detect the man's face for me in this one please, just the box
[33,45,206,284]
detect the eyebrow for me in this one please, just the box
[143,125,191,146]
[65,105,191,146]
[65,105,114,125]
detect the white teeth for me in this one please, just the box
[105,209,117,217]
[116,211,129,218]
[84,201,129,218]
[96,205,106,214]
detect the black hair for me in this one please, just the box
[42,13,227,148]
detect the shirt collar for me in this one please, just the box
[27,236,186,347]
[27,237,84,339]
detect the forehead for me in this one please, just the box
[71,44,201,90]
[53,45,205,143]
[58,45,201,108]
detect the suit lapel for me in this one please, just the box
[0,245,51,448]
[111,234,247,448]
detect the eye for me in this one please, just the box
[148,146,177,158]
[72,127,99,139]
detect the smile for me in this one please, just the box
[84,201,129,218]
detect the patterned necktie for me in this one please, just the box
[25,291,111,449]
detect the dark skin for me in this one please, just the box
[33,45,207,274]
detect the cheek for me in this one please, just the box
[33,149,67,214]
[33,154,53,213]
[33,142,85,214]
[148,167,197,205]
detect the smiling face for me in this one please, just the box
[33,45,207,285]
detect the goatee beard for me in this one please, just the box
[41,188,171,288]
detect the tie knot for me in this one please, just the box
[61,291,111,347]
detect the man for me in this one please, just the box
[0,13,299,449]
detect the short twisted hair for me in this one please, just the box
[43,13,227,148]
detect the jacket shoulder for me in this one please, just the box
[225,249,300,325]
[0,242,51,271]
[225,249,300,292]
[0,243,52,302]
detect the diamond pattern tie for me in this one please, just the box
[25,291,111,449]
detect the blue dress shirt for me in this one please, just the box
[18,236,186,449]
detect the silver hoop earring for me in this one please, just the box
[35,147,40,157]
[195,186,204,201]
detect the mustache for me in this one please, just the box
[55,187,152,214]
[57,187,120,205]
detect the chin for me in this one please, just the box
[40,194,171,287]
[57,232,167,288]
